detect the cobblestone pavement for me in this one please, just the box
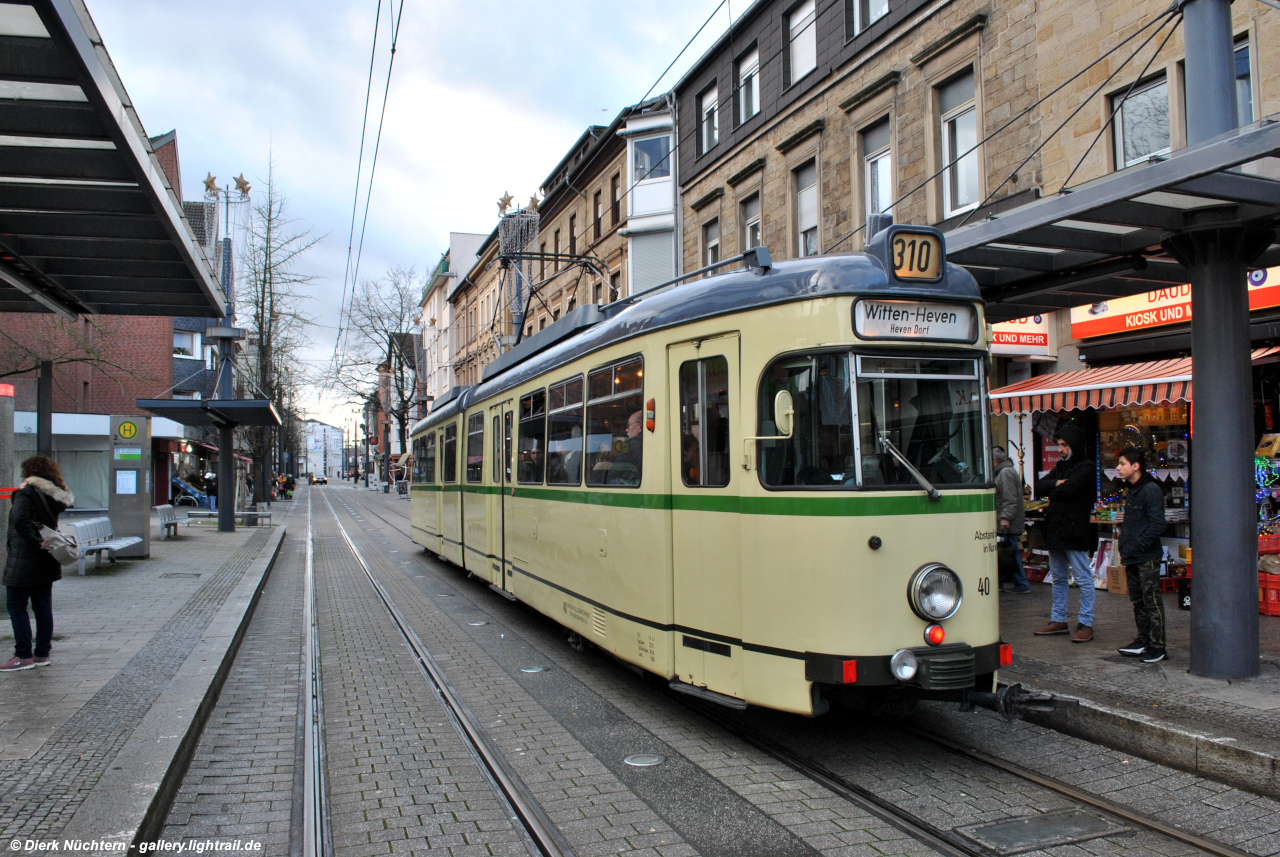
[0,524,273,838]
[160,499,303,852]
[338,486,1280,857]
[1000,585,1280,753]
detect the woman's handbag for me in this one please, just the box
[39,525,80,566]
[33,489,79,565]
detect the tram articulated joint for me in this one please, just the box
[961,682,1079,720]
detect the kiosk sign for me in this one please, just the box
[855,299,976,342]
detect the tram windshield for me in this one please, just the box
[758,353,988,489]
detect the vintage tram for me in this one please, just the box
[408,222,1011,716]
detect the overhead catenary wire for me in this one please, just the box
[822,5,1179,254]
[332,0,383,367]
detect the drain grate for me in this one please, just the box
[957,811,1126,855]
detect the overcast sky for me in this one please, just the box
[88,0,738,424]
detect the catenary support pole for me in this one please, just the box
[36,360,52,457]
[1175,0,1270,678]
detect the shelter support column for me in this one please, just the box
[1168,227,1272,678]
[218,423,235,533]
[37,360,52,457]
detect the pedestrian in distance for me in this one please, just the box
[1114,447,1168,663]
[1033,423,1097,642]
[2,455,75,672]
[205,471,218,512]
[993,446,1030,592]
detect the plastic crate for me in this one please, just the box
[1160,577,1181,592]
[1261,573,1280,617]
[1260,534,1280,554]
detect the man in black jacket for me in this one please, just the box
[1033,423,1097,642]
[1115,447,1168,663]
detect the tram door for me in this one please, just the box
[487,403,510,590]
[668,335,743,700]
[496,404,515,595]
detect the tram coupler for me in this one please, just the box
[961,682,1079,719]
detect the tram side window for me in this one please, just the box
[678,357,730,487]
[547,375,584,486]
[412,436,425,483]
[442,424,458,483]
[423,432,436,483]
[518,390,547,484]
[758,353,855,488]
[856,356,987,486]
[492,415,501,483]
[466,413,484,483]
[585,357,644,487]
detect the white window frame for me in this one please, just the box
[1234,38,1253,126]
[738,47,759,123]
[864,138,892,219]
[703,219,721,267]
[788,0,817,86]
[1112,75,1170,171]
[794,161,819,258]
[173,330,200,358]
[854,0,889,33]
[700,86,719,153]
[939,71,979,218]
[741,194,762,251]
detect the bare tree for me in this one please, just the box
[335,267,423,466]
[237,162,320,503]
[0,315,143,389]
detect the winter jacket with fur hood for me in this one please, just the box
[4,476,74,587]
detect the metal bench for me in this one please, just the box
[68,517,144,575]
[154,504,190,540]
[186,508,273,524]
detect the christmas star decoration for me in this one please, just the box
[498,191,513,214]
[234,174,251,195]
[202,172,218,194]
[527,194,539,211]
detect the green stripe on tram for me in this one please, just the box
[411,482,991,515]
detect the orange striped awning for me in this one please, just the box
[989,348,1280,415]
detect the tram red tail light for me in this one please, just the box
[646,398,655,431]
[924,624,946,646]
[999,643,1013,666]
[841,659,857,683]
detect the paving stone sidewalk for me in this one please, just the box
[0,509,286,841]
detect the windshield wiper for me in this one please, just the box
[877,432,942,501]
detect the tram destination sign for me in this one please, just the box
[854,299,977,342]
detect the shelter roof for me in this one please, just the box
[946,116,1280,323]
[0,1,225,317]
[137,398,281,428]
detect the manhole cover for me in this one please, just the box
[160,573,200,579]
[624,754,665,767]
[958,811,1125,854]
[520,666,546,673]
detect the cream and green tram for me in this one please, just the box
[409,225,1007,716]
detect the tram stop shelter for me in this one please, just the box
[947,112,1280,679]
[0,1,277,533]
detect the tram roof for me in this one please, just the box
[411,252,980,434]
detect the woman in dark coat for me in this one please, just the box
[2,455,74,672]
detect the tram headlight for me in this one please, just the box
[908,563,963,621]
[890,649,918,681]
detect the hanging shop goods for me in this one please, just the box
[990,353,1280,614]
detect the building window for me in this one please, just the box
[703,219,721,267]
[700,85,719,153]
[610,271,620,301]
[634,136,671,181]
[569,214,577,256]
[788,0,817,86]
[738,47,759,123]
[741,194,762,250]
[567,297,576,313]
[1113,74,1169,170]
[1235,39,1252,125]
[173,330,200,357]
[594,282,602,304]
[553,228,561,271]
[540,242,546,280]
[173,390,199,400]
[593,190,602,240]
[794,161,818,257]
[862,118,892,217]
[611,173,621,224]
[854,0,888,33]
[939,68,979,216]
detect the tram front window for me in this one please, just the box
[758,352,987,488]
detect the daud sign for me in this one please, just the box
[854,299,976,342]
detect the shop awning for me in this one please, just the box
[990,347,1280,414]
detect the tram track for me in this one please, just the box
[329,486,1272,857]
[301,491,333,856]
[317,489,576,857]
